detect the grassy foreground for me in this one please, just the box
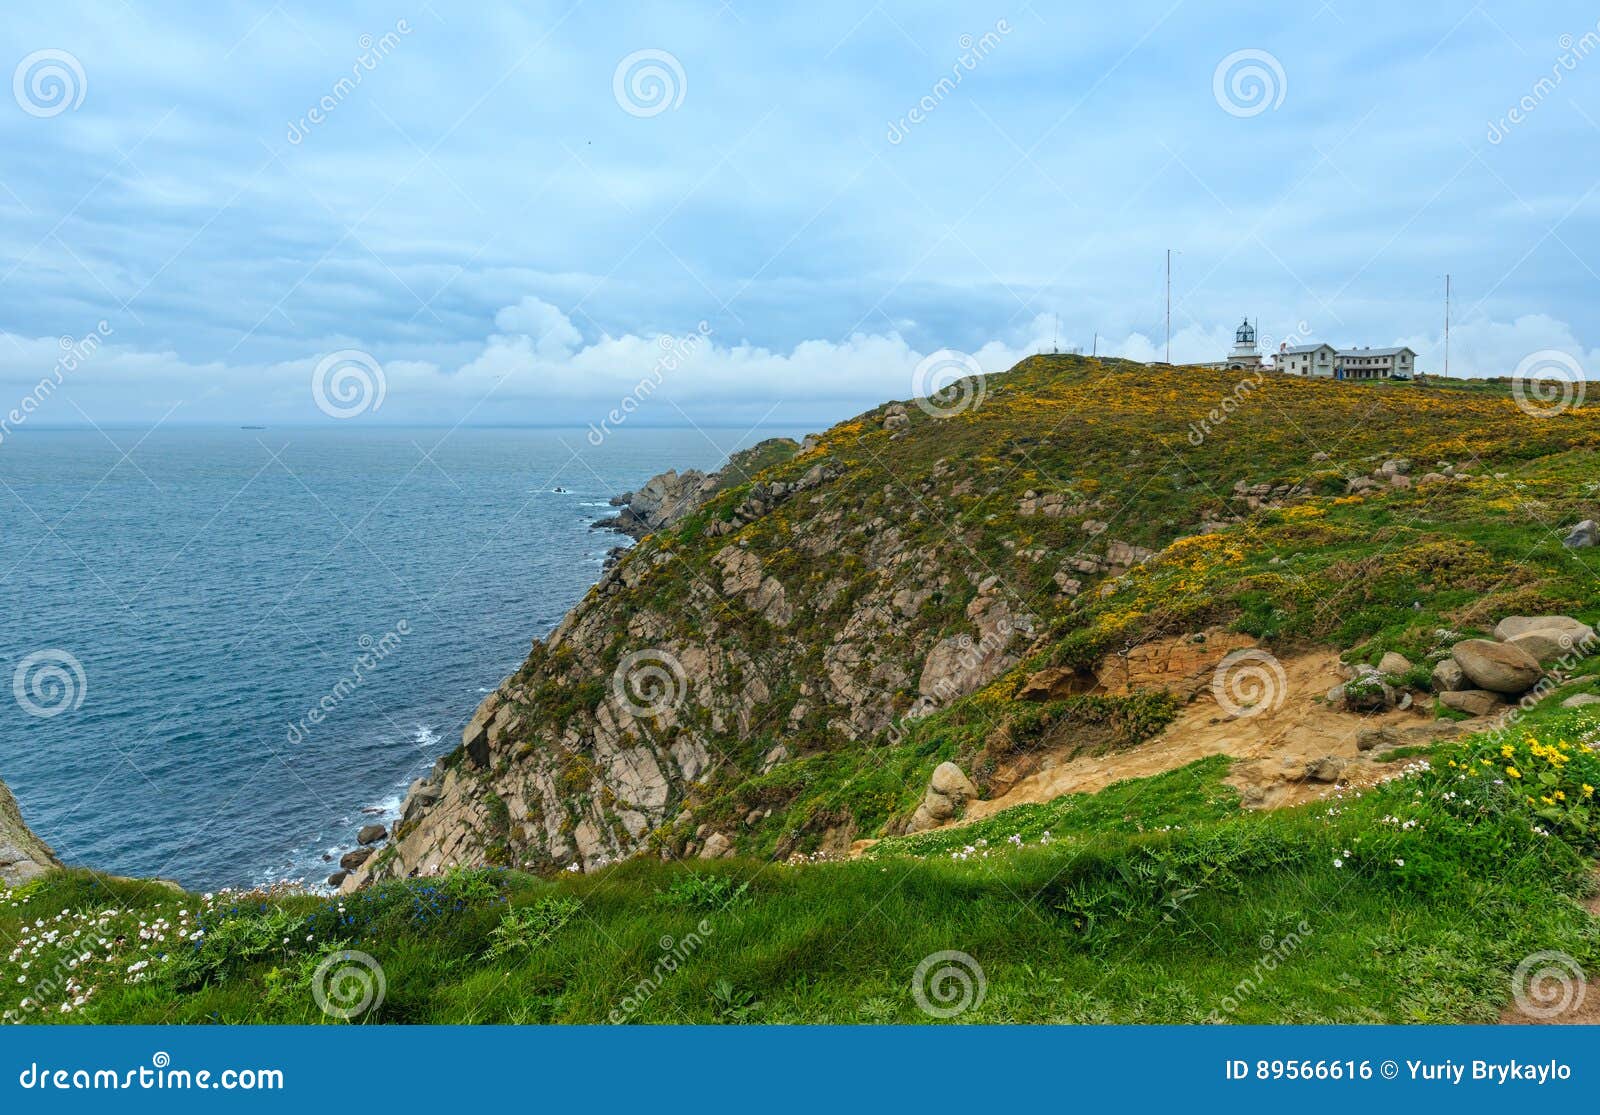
[5,700,1599,1024]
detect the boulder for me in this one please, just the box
[339,847,373,871]
[1300,756,1346,783]
[1333,669,1394,712]
[1507,629,1587,666]
[1450,639,1542,695]
[906,762,980,833]
[1378,458,1411,476]
[1563,520,1598,549]
[883,413,910,433]
[326,870,348,888]
[1378,651,1413,677]
[1355,724,1445,753]
[1356,726,1400,752]
[1561,692,1600,709]
[1430,659,1469,693]
[1439,689,1505,718]
[1492,615,1595,646]
[929,761,978,800]
[698,832,734,859]
[357,824,388,846]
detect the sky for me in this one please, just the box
[2,0,1599,430]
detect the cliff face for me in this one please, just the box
[595,436,804,539]
[0,780,62,887]
[348,357,1600,886]
[355,439,1039,883]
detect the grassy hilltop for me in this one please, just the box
[5,356,1600,1024]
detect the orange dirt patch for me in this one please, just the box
[959,645,1473,827]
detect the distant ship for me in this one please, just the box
[240,425,266,430]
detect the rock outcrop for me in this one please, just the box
[0,780,62,887]
[596,438,801,539]
[599,469,717,539]
[1095,628,1257,698]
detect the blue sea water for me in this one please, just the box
[0,425,797,891]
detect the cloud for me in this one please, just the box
[492,297,584,358]
[0,302,1057,430]
[1397,313,1600,380]
[5,301,1593,439]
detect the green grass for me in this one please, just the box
[866,754,1241,858]
[6,705,1598,1025]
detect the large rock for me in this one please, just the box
[1378,651,1413,677]
[1439,689,1505,718]
[1492,614,1595,647]
[1563,520,1598,549]
[698,832,734,859]
[357,824,388,846]
[906,762,979,834]
[1492,615,1592,641]
[339,847,373,871]
[929,761,978,800]
[1430,659,1469,693]
[1561,693,1600,709]
[1299,756,1346,783]
[1451,639,1542,695]
[1508,629,1588,666]
[1331,668,1395,712]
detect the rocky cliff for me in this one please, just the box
[347,357,1600,887]
[596,436,804,539]
[0,779,62,887]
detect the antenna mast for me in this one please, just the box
[1164,249,1171,363]
[1444,274,1451,378]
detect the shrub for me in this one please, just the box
[485,895,582,960]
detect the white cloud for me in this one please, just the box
[1,306,1593,434]
[492,297,584,358]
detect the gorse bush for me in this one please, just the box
[1439,710,1600,849]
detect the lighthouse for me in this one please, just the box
[1224,316,1263,370]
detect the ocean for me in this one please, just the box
[0,425,797,891]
